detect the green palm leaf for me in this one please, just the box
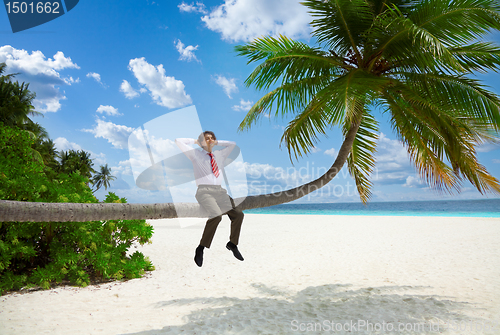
[280,70,390,159]
[395,72,500,128]
[449,42,500,72]
[345,112,379,203]
[409,0,500,45]
[303,0,374,57]
[236,35,347,91]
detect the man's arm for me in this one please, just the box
[175,138,197,161]
[215,140,236,161]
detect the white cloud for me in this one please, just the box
[237,161,353,197]
[125,129,194,191]
[53,137,106,165]
[371,133,417,186]
[324,148,336,157]
[64,76,80,85]
[201,0,312,42]
[0,45,80,113]
[214,75,238,98]
[232,99,253,111]
[311,147,321,153]
[178,2,207,13]
[86,72,105,86]
[403,175,426,188]
[242,161,313,183]
[54,137,82,152]
[82,118,135,149]
[96,105,122,117]
[113,159,134,176]
[91,152,107,166]
[376,133,411,171]
[493,159,500,164]
[174,39,200,62]
[127,57,192,108]
[477,142,500,152]
[120,80,140,99]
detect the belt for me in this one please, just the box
[197,184,222,189]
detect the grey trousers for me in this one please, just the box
[195,185,244,248]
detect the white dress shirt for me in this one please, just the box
[175,138,236,186]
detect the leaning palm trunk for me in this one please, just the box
[0,123,360,222]
[236,121,360,209]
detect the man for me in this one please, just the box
[175,131,244,267]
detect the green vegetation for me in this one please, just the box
[92,164,117,192]
[0,64,154,295]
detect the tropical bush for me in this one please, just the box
[0,123,154,294]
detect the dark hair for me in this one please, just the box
[198,131,216,143]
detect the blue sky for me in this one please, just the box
[1,0,500,204]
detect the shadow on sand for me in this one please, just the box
[123,283,495,334]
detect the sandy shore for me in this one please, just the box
[1,214,499,334]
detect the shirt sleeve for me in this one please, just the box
[216,140,236,161]
[175,138,197,161]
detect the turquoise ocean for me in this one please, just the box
[246,198,500,217]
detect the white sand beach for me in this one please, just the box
[1,214,499,334]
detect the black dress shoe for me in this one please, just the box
[226,241,244,261]
[194,245,204,267]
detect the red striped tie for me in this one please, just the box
[208,153,220,178]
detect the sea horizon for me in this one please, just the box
[245,198,500,217]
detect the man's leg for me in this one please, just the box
[225,208,244,261]
[213,192,244,261]
[199,215,222,248]
[196,191,223,248]
[226,208,244,246]
[193,189,224,267]
[211,191,243,245]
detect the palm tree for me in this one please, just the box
[235,0,500,203]
[0,63,42,128]
[75,150,96,180]
[57,150,96,179]
[1,62,47,163]
[2,0,500,222]
[92,164,116,192]
[35,138,59,170]
[24,121,50,163]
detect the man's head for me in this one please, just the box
[198,131,216,143]
[198,131,216,151]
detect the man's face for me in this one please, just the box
[202,133,215,149]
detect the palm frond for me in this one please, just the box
[383,91,463,192]
[303,0,374,57]
[449,42,500,73]
[235,35,347,91]
[373,11,464,72]
[280,70,390,160]
[409,0,500,46]
[238,75,332,131]
[345,112,379,203]
[280,99,335,161]
[383,85,500,194]
[372,0,500,73]
[369,0,412,16]
[394,72,500,129]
